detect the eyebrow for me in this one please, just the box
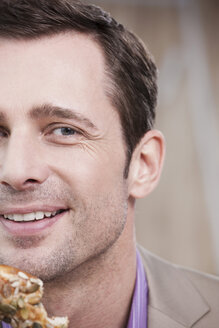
[29,103,98,131]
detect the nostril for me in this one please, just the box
[1,181,10,186]
[25,179,39,185]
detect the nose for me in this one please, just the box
[0,132,50,191]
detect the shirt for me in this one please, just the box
[1,250,148,328]
[126,249,148,328]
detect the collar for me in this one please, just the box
[138,245,210,327]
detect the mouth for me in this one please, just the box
[1,209,66,222]
[0,208,69,236]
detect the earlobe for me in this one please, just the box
[128,130,165,199]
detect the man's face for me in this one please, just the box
[0,33,129,280]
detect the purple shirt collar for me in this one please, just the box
[127,249,148,328]
[1,251,148,328]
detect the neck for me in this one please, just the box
[42,224,137,328]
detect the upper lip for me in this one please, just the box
[0,205,68,215]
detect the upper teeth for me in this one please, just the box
[3,211,57,222]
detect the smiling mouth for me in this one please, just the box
[1,209,67,222]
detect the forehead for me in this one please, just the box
[0,32,115,124]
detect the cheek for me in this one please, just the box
[45,145,126,195]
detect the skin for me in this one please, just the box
[0,33,164,328]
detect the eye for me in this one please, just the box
[44,124,84,145]
[52,127,77,136]
[0,127,9,138]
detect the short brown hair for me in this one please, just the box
[0,0,157,177]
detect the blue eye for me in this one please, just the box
[0,128,8,138]
[45,125,84,145]
[53,127,76,136]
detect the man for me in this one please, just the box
[0,0,218,327]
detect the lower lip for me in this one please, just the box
[0,211,68,236]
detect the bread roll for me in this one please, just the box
[0,265,68,328]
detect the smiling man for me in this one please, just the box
[0,1,218,328]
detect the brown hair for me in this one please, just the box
[0,0,157,177]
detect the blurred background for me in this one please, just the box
[87,0,219,275]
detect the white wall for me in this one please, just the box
[91,0,219,274]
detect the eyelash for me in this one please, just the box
[0,124,85,145]
[50,126,78,136]
[44,124,85,145]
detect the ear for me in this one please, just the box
[128,130,165,199]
